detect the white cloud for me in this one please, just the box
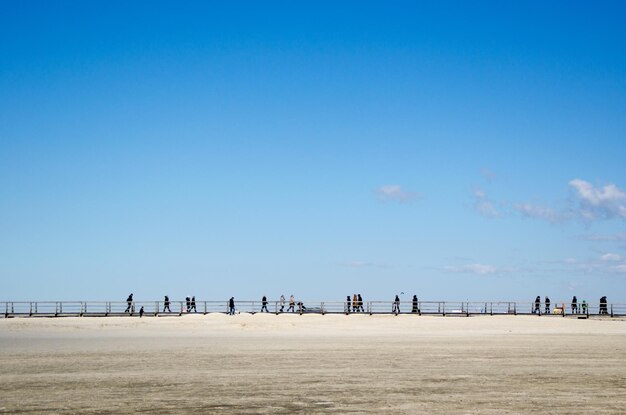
[444,263,497,275]
[513,203,560,222]
[601,253,622,262]
[473,188,499,217]
[614,264,626,273]
[376,185,419,202]
[569,179,626,220]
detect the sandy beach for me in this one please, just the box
[1,314,625,414]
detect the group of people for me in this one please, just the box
[346,294,365,313]
[124,293,611,316]
[533,295,608,314]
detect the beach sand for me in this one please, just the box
[1,314,625,414]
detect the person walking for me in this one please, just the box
[139,306,144,318]
[353,294,358,313]
[190,296,197,312]
[571,296,578,314]
[412,295,418,313]
[185,296,191,313]
[279,295,286,313]
[599,296,608,314]
[346,295,351,314]
[393,295,400,314]
[358,294,364,312]
[229,297,235,315]
[163,295,171,312]
[125,293,133,313]
[261,296,268,312]
[544,296,550,314]
[287,295,295,312]
[581,300,588,314]
[533,296,541,314]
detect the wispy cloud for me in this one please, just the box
[513,202,562,223]
[473,188,499,217]
[443,263,498,275]
[569,179,626,220]
[601,253,622,262]
[376,185,419,203]
[477,178,626,224]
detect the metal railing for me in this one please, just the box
[1,300,624,318]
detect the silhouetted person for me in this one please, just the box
[190,296,197,312]
[185,296,191,313]
[261,296,268,312]
[412,295,418,313]
[288,295,295,312]
[544,296,550,314]
[533,296,541,314]
[393,295,400,314]
[358,294,364,312]
[229,297,235,315]
[599,296,608,314]
[297,301,306,313]
[279,295,286,312]
[346,295,351,313]
[581,300,588,314]
[163,295,170,312]
[139,306,144,318]
[353,294,358,312]
[125,293,133,313]
[571,296,578,314]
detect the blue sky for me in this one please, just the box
[1,1,626,303]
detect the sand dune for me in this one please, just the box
[1,314,625,413]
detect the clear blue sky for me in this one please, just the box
[2,1,626,302]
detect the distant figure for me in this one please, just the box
[190,296,196,312]
[261,296,268,312]
[346,295,351,313]
[279,295,286,313]
[533,296,541,314]
[139,306,144,318]
[125,293,133,313]
[599,296,608,314]
[163,295,171,312]
[581,300,588,314]
[297,301,306,313]
[544,296,550,314]
[412,295,418,313]
[358,294,364,312]
[353,294,358,313]
[571,296,578,314]
[393,295,400,314]
[185,296,191,313]
[229,297,235,315]
[288,295,295,312]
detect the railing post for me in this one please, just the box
[275,301,278,315]
[442,302,446,316]
[514,303,517,315]
[466,302,469,317]
[29,302,33,316]
[418,301,421,316]
[321,302,325,315]
[611,304,614,317]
